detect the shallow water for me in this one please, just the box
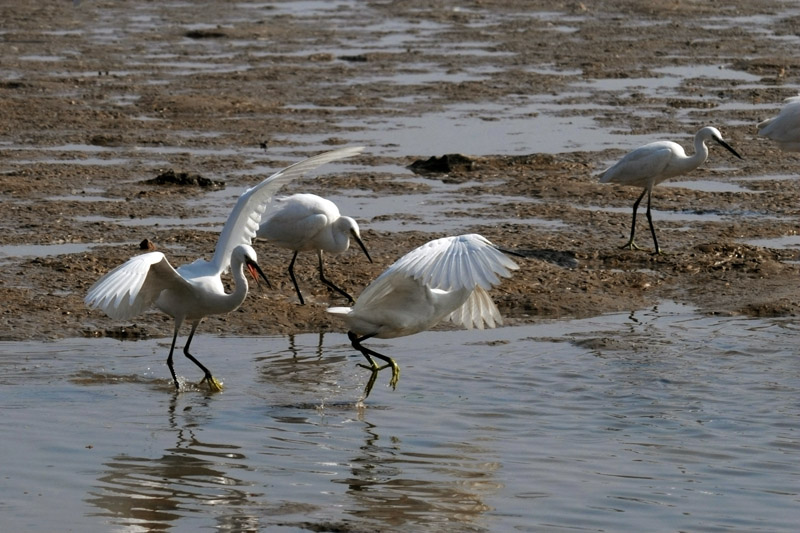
[2,302,798,532]
[0,242,108,262]
[662,179,756,194]
[743,234,800,249]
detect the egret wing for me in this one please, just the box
[758,96,800,151]
[445,285,503,330]
[258,208,330,249]
[85,252,191,321]
[387,234,519,291]
[341,273,434,338]
[211,146,364,274]
[349,265,409,312]
[600,143,673,185]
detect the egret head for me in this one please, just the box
[339,217,372,263]
[235,244,271,289]
[699,126,743,160]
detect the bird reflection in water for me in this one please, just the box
[335,420,501,529]
[85,396,261,531]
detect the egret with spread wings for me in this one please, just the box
[328,233,519,399]
[86,146,364,391]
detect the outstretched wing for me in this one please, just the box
[211,146,364,274]
[352,233,518,314]
[445,284,504,330]
[386,234,519,291]
[345,234,517,336]
[85,252,191,321]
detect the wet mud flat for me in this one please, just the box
[1,0,800,342]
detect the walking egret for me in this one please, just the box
[328,233,519,399]
[599,126,742,254]
[256,193,372,305]
[757,96,800,152]
[85,146,364,391]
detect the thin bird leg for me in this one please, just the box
[166,322,182,391]
[287,251,305,305]
[348,331,400,396]
[361,369,380,402]
[644,189,661,255]
[622,188,648,251]
[317,251,354,303]
[182,321,223,392]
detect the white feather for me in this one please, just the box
[329,234,518,339]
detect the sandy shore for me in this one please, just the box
[1,0,799,341]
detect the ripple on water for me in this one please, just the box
[2,303,799,531]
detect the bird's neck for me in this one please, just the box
[208,261,250,315]
[687,139,711,170]
[329,220,351,253]
[229,262,251,304]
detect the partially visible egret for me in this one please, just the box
[256,193,372,305]
[328,233,519,399]
[85,146,364,392]
[757,96,800,152]
[600,126,742,254]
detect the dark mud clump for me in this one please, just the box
[144,170,225,189]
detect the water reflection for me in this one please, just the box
[253,334,502,529]
[86,396,260,531]
[287,332,325,360]
[254,332,354,398]
[338,418,500,530]
[1,314,797,531]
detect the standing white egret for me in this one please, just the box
[757,96,800,152]
[85,146,364,392]
[256,193,372,305]
[328,233,519,399]
[599,126,742,254]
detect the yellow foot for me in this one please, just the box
[202,375,223,392]
[362,370,379,400]
[388,362,400,390]
[357,359,401,399]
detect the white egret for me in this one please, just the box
[599,126,742,254]
[757,96,800,152]
[85,146,364,392]
[328,233,519,398]
[256,193,372,305]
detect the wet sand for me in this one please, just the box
[1,0,800,342]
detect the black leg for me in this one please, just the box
[348,331,399,398]
[622,188,647,251]
[182,321,222,392]
[288,251,305,305]
[318,252,354,303]
[166,322,181,390]
[644,189,661,254]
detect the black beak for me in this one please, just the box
[352,231,373,263]
[716,137,743,160]
[245,257,272,290]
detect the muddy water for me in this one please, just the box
[2,302,798,532]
